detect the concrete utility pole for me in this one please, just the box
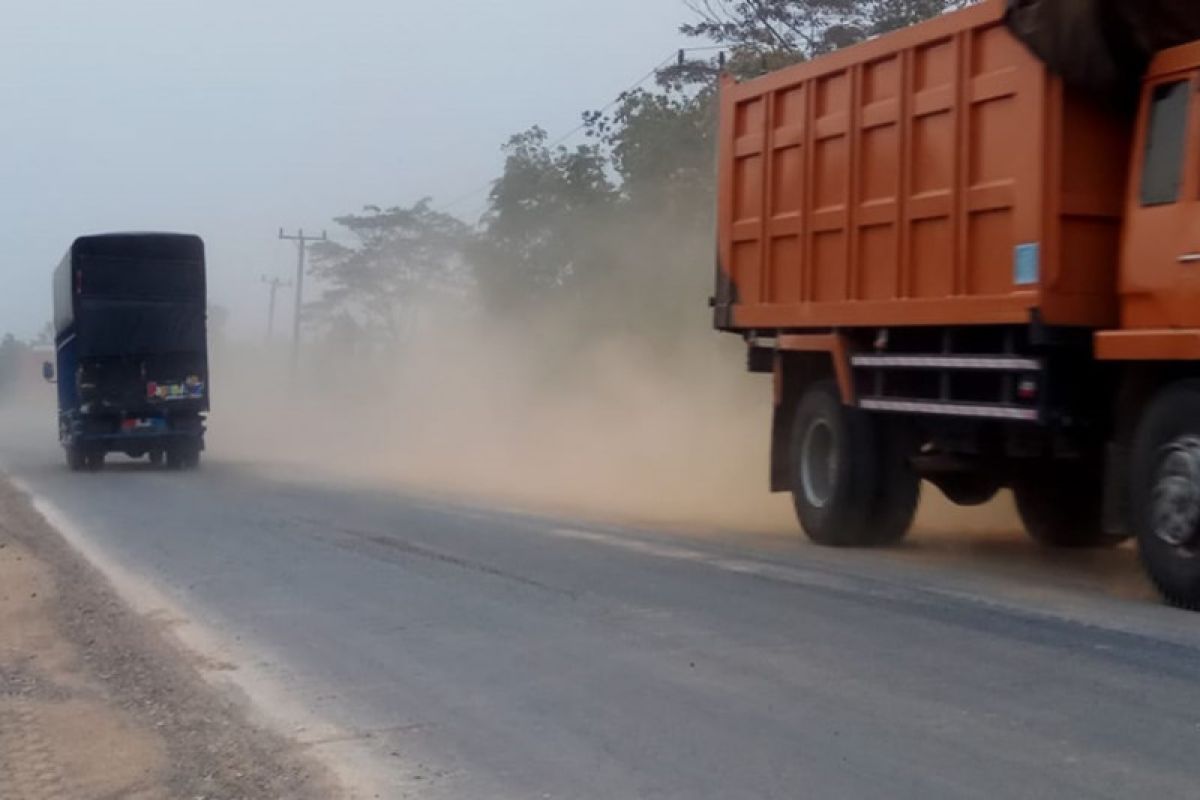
[261,275,292,344]
[278,228,327,374]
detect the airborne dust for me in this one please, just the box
[208,288,803,532]
[205,261,1031,540]
[0,246,1147,599]
[205,243,1160,606]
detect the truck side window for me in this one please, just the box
[1141,80,1191,206]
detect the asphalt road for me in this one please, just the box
[3,410,1200,799]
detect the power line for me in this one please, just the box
[261,275,292,345]
[436,45,723,217]
[544,52,676,150]
[278,228,327,376]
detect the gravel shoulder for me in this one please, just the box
[0,474,340,800]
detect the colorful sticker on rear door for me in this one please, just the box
[147,376,205,401]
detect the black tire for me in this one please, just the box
[869,422,922,546]
[790,381,919,547]
[83,448,105,472]
[1013,465,1124,548]
[66,446,84,472]
[1130,381,1200,610]
[166,444,200,471]
[148,449,164,467]
[932,474,1001,507]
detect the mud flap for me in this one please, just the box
[1103,440,1129,536]
[770,400,792,493]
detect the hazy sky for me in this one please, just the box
[0,0,699,339]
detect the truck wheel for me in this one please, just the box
[870,442,921,546]
[931,474,1001,507]
[66,446,84,472]
[149,449,164,467]
[166,445,200,470]
[1013,467,1122,548]
[83,449,105,472]
[790,381,918,547]
[1130,381,1200,609]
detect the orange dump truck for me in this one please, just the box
[713,0,1200,606]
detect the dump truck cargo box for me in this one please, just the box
[715,0,1131,332]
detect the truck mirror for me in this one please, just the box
[42,361,55,383]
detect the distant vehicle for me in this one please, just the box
[713,0,1200,607]
[47,233,209,471]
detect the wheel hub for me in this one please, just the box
[800,418,837,509]
[1152,437,1200,550]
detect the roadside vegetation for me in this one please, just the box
[303,1,976,360]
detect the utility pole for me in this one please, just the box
[278,228,327,375]
[261,275,292,344]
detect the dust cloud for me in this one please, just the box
[2,293,1027,539]
[206,288,1044,544]
[209,297,801,533]
[8,287,1147,597]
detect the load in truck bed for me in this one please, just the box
[1005,0,1200,100]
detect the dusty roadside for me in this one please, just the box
[0,476,340,800]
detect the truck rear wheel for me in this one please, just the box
[1130,381,1200,610]
[1013,467,1121,548]
[66,446,84,472]
[790,381,918,547]
[166,444,201,470]
[83,448,105,472]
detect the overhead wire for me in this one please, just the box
[436,45,723,217]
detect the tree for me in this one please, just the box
[681,0,975,72]
[308,199,472,348]
[474,127,616,310]
[484,0,973,344]
[315,0,975,352]
[586,86,717,221]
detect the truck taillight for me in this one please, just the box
[1018,378,1038,401]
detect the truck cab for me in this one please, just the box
[1106,42,1200,341]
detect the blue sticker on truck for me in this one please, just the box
[1014,243,1040,286]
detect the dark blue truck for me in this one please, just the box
[49,233,209,471]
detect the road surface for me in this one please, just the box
[2,410,1199,799]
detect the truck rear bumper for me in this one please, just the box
[63,431,206,459]
[60,412,205,451]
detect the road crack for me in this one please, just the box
[332,527,579,598]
